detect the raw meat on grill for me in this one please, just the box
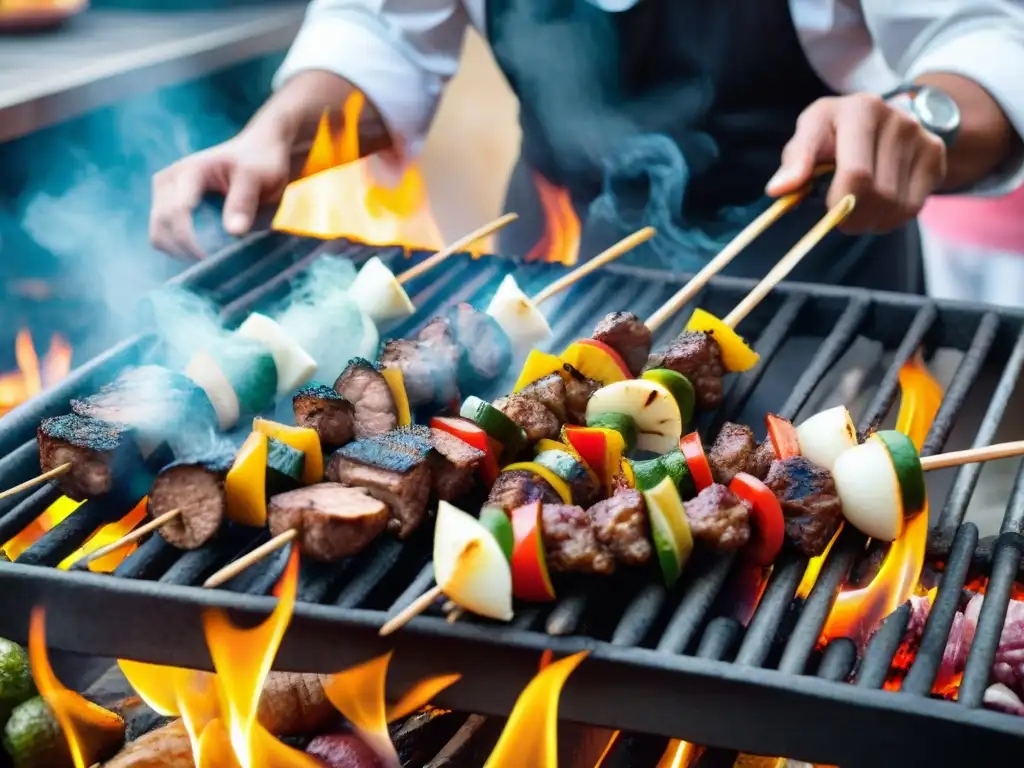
[563,366,600,424]
[292,384,355,450]
[592,311,652,377]
[267,483,390,562]
[541,504,616,575]
[149,453,234,550]
[518,374,568,423]
[379,338,459,410]
[493,394,560,442]
[333,358,398,438]
[37,414,139,500]
[486,469,562,512]
[589,490,652,566]
[683,484,752,550]
[645,331,725,410]
[763,456,843,557]
[707,422,757,486]
[749,438,778,480]
[426,426,485,500]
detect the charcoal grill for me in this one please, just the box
[0,232,1022,767]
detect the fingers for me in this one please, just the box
[150,162,209,260]
[766,97,838,196]
[828,95,883,232]
[222,166,263,237]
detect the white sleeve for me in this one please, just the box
[273,0,472,156]
[863,0,1024,195]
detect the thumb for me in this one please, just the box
[766,101,836,197]
[222,166,263,236]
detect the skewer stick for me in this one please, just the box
[722,194,856,329]
[0,462,71,502]
[80,509,181,566]
[203,528,298,589]
[530,226,657,305]
[380,584,443,636]
[396,213,520,284]
[920,440,1024,472]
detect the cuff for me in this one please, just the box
[907,28,1024,196]
[273,14,440,157]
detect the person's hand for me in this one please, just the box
[766,93,947,234]
[150,125,293,259]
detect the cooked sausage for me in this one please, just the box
[151,455,233,549]
[37,414,138,500]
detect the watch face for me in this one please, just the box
[916,88,960,133]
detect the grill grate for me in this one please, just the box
[0,235,1023,767]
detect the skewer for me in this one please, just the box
[79,509,181,566]
[203,528,298,589]
[919,440,1024,472]
[380,585,443,636]
[0,462,71,502]
[396,213,520,284]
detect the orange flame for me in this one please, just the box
[28,608,124,768]
[58,496,150,572]
[2,496,80,561]
[656,740,704,768]
[525,174,582,266]
[0,329,71,417]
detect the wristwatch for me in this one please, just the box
[882,84,961,148]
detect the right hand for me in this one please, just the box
[150,126,292,259]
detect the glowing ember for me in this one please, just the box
[28,608,124,768]
[58,497,149,572]
[2,495,80,561]
[524,173,582,266]
[656,739,704,768]
[483,651,587,767]
[0,329,71,416]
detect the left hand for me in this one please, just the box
[766,93,948,234]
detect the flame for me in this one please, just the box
[656,740,704,768]
[483,651,587,768]
[58,497,149,572]
[2,496,80,560]
[0,330,71,416]
[819,354,942,644]
[28,608,124,768]
[524,173,581,266]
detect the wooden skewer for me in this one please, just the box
[80,509,181,566]
[380,584,443,636]
[0,462,71,502]
[530,226,657,305]
[203,528,298,589]
[396,213,520,284]
[920,440,1024,472]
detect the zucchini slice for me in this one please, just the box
[871,430,926,521]
[460,396,528,458]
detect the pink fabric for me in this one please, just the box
[919,185,1024,252]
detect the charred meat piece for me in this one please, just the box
[749,438,778,481]
[764,456,843,557]
[440,302,512,388]
[427,427,484,500]
[518,374,568,423]
[592,311,652,377]
[104,719,193,768]
[37,414,138,500]
[707,422,757,486]
[307,732,385,768]
[486,469,561,512]
[150,453,234,549]
[493,394,560,443]
[258,672,335,735]
[334,358,398,438]
[645,331,726,410]
[268,483,389,562]
[328,436,431,538]
[563,366,600,424]
[379,338,459,410]
[293,384,355,450]
[684,484,751,550]
[589,490,652,566]
[541,504,615,575]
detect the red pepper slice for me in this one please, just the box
[510,500,556,602]
[562,426,624,494]
[431,416,500,486]
[766,413,800,459]
[729,472,785,565]
[574,339,632,380]
[679,432,714,491]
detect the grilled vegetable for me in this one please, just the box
[185,338,278,429]
[534,439,569,455]
[631,451,696,499]
[679,432,714,491]
[460,396,527,459]
[586,379,682,455]
[225,431,271,528]
[434,501,513,621]
[486,274,553,355]
[729,472,785,565]
[502,460,573,504]
[585,411,637,453]
[2,697,67,768]
[430,416,500,485]
[831,439,904,541]
[684,308,759,373]
[380,368,412,427]
[235,312,317,395]
[349,255,415,322]
[0,641,33,727]
[513,350,565,393]
[253,419,323,485]
[766,413,801,460]
[795,405,857,471]
[534,449,601,507]
[510,501,556,602]
[872,430,926,520]
[560,339,631,385]
[479,505,514,562]
[641,369,695,429]
[562,426,625,494]
[643,476,694,588]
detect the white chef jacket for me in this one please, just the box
[274,0,1024,194]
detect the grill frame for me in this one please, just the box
[1,236,1023,767]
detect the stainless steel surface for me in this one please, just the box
[0,5,305,142]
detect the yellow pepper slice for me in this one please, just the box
[619,458,636,489]
[684,307,760,373]
[502,461,573,504]
[381,367,412,427]
[253,418,323,484]
[513,349,566,392]
[225,431,269,527]
[534,438,571,455]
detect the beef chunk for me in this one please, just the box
[37,414,138,500]
[379,338,459,410]
[684,484,751,550]
[493,394,560,443]
[563,367,600,424]
[486,469,561,512]
[427,427,484,500]
[589,490,652,566]
[707,422,757,486]
[268,483,389,562]
[540,504,615,575]
[441,303,512,388]
[333,359,398,438]
[592,311,652,377]
[764,456,843,557]
[151,454,234,549]
[293,384,355,450]
[518,374,568,423]
[645,331,725,410]
[749,438,778,481]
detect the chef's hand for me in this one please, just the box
[150,125,291,259]
[766,93,947,234]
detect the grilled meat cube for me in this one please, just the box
[104,719,194,768]
[428,427,484,500]
[589,490,652,566]
[150,453,234,550]
[519,374,568,422]
[327,437,431,538]
[37,414,139,500]
[293,384,355,450]
[257,672,335,735]
[684,484,751,550]
[541,504,615,575]
[334,358,398,438]
[379,338,459,410]
[708,422,757,486]
[307,732,384,768]
[268,483,388,562]
[592,311,652,377]
[563,366,600,424]
[441,303,512,388]
[749,438,778,480]
[493,394,560,443]
[645,331,725,410]
[486,469,561,512]
[764,456,843,557]
[417,315,459,352]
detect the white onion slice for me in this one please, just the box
[350,256,415,323]
[796,405,858,471]
[831,440,903,541]
[433,501,513,621]
[486,274,553,355]
[236,313,318,395]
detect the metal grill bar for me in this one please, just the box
[817,638,856,681]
